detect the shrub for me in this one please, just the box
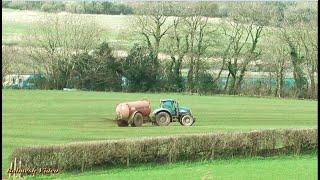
[25,74,48,89]
[2,1,11,8]
[122,44,162,92]
[195,71,219,95]
[82,2,104,14]
[9,128,317,172]
[118,4,133,15]
[65,2,85,14]
[163,60,185,92]
[41,2,64,13]
[70,42,123,91]
[7,1,42,10]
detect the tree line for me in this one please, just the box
[2,1,318,99]
[3,0,258,17]
[2,0,133,15]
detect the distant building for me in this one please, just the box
[3,74,44,89]
[3,74,31,87]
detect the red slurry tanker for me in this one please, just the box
[115,100,151,127]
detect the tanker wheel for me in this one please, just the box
[155,112,171,126]
[131,112,143,127]
[180,115,194,126]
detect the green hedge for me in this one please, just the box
[10,128,317,172]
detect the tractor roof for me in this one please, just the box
[161,99,175,102]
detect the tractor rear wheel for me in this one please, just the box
[131,112,143,127]
[155,112,171,126]
[180,115,194,126]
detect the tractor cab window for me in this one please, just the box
[161,101,173,109]
[161,100,177,116]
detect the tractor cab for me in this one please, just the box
[160,99,178,116]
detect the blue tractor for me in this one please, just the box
[151,99,195,126]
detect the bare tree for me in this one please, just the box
[263,34,290,98]
[134,3,172,57]
[297,18,317,98]
[27,13,102,89]
[2,46,14,87]
[274,45,289,98]
[234,24,263,93]
[212,23,234,85]
[280,5,317,98]
[183,16,209,92]
[222,2,271,95]
[163,17,189,91]
[222,20,251,94]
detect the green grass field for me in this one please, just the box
[29,154,317,180]
[2,89,317,178]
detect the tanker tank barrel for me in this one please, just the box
[115,100,151,127]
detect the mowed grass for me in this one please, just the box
[2,89,317,178]
[30,154,317,180]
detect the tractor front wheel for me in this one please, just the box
[180,115,194,126]
[131,112,143,127]
[155,112,171,126]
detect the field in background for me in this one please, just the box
[1,8,270,52]
[2,8,287,75]
[2,8,137,49]
[2,89,317,178]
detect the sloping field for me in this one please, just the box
[2,89,317,178]
[2,8,135,48]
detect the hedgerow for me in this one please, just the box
[10,128,317,172]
